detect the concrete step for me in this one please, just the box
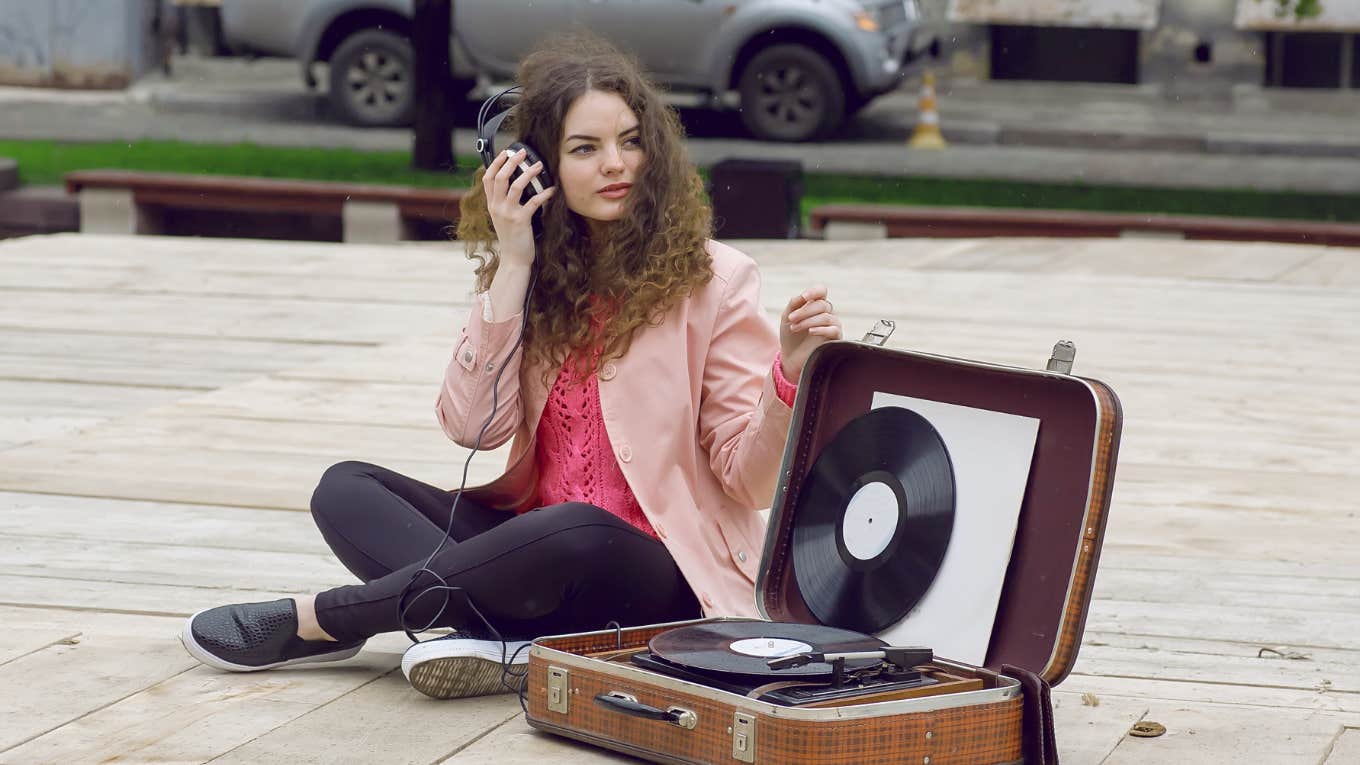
[0,186,79,239]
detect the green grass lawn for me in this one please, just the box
[6,138,1359,224]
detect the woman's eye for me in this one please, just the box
[625,136,642,148]
[570,144,594,154]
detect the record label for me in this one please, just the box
[729,638,813,658]
[842,476,900,562]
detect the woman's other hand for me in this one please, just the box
[780,285,842,381]
[483,147,556,269]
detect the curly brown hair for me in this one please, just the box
[456,33,713,382]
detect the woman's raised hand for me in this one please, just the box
[779,285,842,382]
[483,148,556,269]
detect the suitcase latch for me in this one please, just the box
[731,712,756,762]
[547,666,570,714]
[1046,340,1076,374]
[860,319,896,347]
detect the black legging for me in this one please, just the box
[309,461,701,643]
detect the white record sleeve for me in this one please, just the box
[869,393,1040,666]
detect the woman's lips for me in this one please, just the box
[598,184,631,199]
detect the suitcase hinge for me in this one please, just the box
[547,666,570,714]
[731,712,756,762]
[1046,340,1076,374]
[861,319,896,347]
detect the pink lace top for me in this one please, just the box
[532,343,800,540]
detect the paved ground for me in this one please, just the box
[0,231,1357,763]
[2,57,1360,193]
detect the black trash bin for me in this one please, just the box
[709,158,803,239]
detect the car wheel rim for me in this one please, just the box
[755,64,823,130]
[347,51,408,114]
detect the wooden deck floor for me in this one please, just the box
[0,232,1357,764]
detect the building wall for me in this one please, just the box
[0,0,162,88]
[919,0,1269,93]
[1143,0,1265,96]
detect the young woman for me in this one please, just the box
[179,35,841,700]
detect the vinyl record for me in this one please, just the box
[792,406,956,634]
[648,620,886,679]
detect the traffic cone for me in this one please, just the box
[907,70,948,150]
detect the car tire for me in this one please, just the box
[737,44,846,142]
[329,29,415,127]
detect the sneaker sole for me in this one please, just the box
[179,607,364,672]
[402,639,531,700]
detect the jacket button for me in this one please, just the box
[463,350,474,363]
[737,551,747,563]
[600,363,617,381]
[618,444,632,462]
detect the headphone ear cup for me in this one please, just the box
[505,141,554,207]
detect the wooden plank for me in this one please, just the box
[0,327,348,388]
[0,379,189,418]
[1279,251,1360,288]
[441,715,642,764]
[208,675,523,765]
[1058,673,1360,716]
[1099,703,1346,765]
[0,622,198,752]
[0,628,81,667]
[0,491,326,552]
[0,262,459,304]
[1099,554,1360,582]
[1074,635,1360,694]
[0,233,455,277]
[0,421,507,510]
[1085,599,1359,651]
[0,653,398,764]
[0,290,452,344]
[0,534,352,593]
[0,379,191,450]
[1324,727,1360,765]
[1051,691,1149,765]
[740,236,1346,284]
[0,573,304,616]
[177,377,438,427]
[1092,568,1360,610]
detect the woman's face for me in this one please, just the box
[557,89,644,227]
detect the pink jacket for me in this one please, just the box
[436,240,792,619]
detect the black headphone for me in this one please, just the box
[476,85,554,207]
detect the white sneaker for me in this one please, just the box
[401,631,532,699]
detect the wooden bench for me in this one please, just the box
[65,170,466,243]
[809,204,1360,248]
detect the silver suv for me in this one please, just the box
[219,0,928,142]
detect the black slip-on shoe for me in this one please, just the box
[180,598,365,672]
[401,630,532,699]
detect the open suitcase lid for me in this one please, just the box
[756,334,1123,686]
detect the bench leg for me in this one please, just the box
[78,189,138,235]
[343,201,402,244]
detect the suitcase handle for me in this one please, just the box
[594,691,698,730]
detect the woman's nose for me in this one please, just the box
[601,144,625,173]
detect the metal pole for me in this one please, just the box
[412,0,455,171]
